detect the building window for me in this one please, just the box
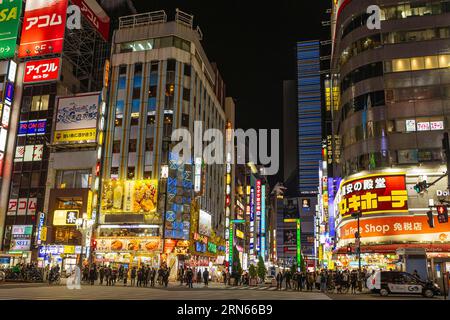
[31,95,50,111]
[145,138,153,152]
[129,139,137,153]
[112,141,121,153]
[55,170,91,189]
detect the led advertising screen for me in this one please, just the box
[23,58,61,83]
[54,93,99,144]
[0,0,22,59]
[18,0,68,57]
[18,119,47,136]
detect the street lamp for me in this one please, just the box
[351,210,362,273]
[76,213,94,270]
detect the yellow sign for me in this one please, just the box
[87,190,93,219]
[40,227,47,241]
[53,210,79,226]
[283,218,297,223]
[64,245,75,254]
[53,128,97,143]
[235,229,244,239]
[103,59,110,88]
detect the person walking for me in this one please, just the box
[163,267,170,287]
[130,266,137,287]
[118,265,124,281]
[307,272,313,291]
[315,272,321,291]
[203,268,209,287]
[351,270,358,294]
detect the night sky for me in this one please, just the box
[113,0,330,184]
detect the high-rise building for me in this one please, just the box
[0,0,110,269]
[99,10,227,274]
[297,40,323,195]
[329,0,450,278]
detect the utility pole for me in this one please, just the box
[351,210,362,273]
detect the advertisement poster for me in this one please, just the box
[96,238,160,252]
[337,173,408,217]
[23,58,61,83]
[14,145,44,162]
[0,0,22,59]
[199,210,212,236]
[101,180,158,214]
[54,93,99,144]
[18,119,47,136]
[18,0,68,57]
[283,199,299,220]
[284,229,296,245]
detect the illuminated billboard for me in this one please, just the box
[101,180,158,214]
[53,92,99,144]
[199,210,212,237]
[23,58,61,83]
[18,0,68,57]
[53,210,79,226]
[0,0,22,59]
[337,173,408,217]
[338,215,450,244]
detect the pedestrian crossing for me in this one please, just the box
[224,286,280,291]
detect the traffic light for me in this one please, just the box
[414,181,428,193]
[427,210,435,228]
[436,205,449,223]
[346,245,352,254]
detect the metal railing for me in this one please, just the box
[119,11,168,29]
[175,8,194,28]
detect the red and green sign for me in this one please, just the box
[0,0,22,59]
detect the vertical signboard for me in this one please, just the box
[260,184,266,259]
[18,0,68,57]
[249,186,255,255]
[296,219,301,268]
[0,0,22,59]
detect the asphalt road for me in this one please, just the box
[0,282,444,300]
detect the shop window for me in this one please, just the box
[127,167,135,179]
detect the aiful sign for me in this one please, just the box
[338,173,408,217]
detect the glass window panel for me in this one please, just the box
[116,100,124,115]
[118,76,126,90]
[439,54,450,68]
[132,99,140,113]
[424,56,439,69]
[393,58,411,72]
[410,57,425,70]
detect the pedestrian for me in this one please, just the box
[203,268,209,287]
[151,268,157,287]
[137,267,143,287]
[413,269,420,279]
[297,272,303,291]
[111,267,117,286]
[351,270,357,294]
[123,268,128,286]
[89,265,96,285]
[118,264,124,281]
[307,272,313,291]
[145,266,150,287]
[197,269,202,284]
[222,271,227,286]
[104,266,111,286]
[186,267,194,288]
[285,270,291,290]
[276,271,283,290]
[315,272,321,290]
[130,266,137,287]
[163,267,170,287]
[99,266,105,285]
[320,271,327,292]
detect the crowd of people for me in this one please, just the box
[275,268,370,293]
[77,263,172,287]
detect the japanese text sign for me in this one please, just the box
[338,173,408,217]
[24,58,61,83]
[18,0,68,57]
